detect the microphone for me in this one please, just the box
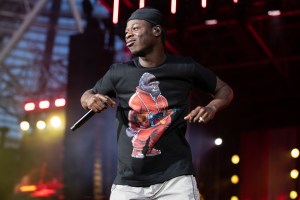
[70,109,96,131]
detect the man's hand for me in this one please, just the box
[81,90,116,112]
[184,105,217,124]
[184,77,233,124]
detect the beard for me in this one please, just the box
[132,48,147,57]
[131,44,153,57]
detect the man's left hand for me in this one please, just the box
[184,106,217,123]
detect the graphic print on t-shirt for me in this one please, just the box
[126,72,175,159]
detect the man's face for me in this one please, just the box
[125,20,156,57]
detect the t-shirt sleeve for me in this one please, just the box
[92,66,115,95]
[192,61,217,94]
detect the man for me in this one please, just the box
[80,7,233,200]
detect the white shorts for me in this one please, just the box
[110,175,200,200]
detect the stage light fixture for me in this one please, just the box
[205,19,218,25]
[291,148,299,158]
[139,0,145,8]
[267,0,282,16]
[231,154,240,164]
[268,10,281,16]
[231,175,239,184]
[230,196,239,200]
[171,0,177,14]
[55,98,66,107]
[290,169,299,179]
[39,100,50,109]
[203,0,218,25]
[290,190,298,199]
[24,102,35,111]
[50,116,62,128]
[36,120,46,130]
[20,185,37,192]
[112,0,119,24]
[201,0,207,8]
[214,138,222,146]
[20,121,30,131]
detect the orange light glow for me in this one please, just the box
[20,185,37,192]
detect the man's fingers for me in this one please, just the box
[91,102,106,112]
[185,106,212,123]
[184,107,200,122]
[194,109,203,123]
[198,117,204,123]
[94,94,115,107]
[86,94,115,112]
[198,113,209,123]
[104,96,116,107]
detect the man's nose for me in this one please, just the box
[125,31,133,40]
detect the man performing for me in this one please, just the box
[80,7,234,200]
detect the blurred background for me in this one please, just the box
[0,0,299,199]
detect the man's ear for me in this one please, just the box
[153,26,161,36]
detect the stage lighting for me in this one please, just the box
[171,0,177,14]
[201,0,207,8]
[291,148,299,158]
[214,138,222,146]
[231,175,239,184]
[231,154,240,164]
[205,19,218,25]
[139,0,145,8]
[267,0,282,16]
[203,0,218,25]
[20,121,30,131]
[21,98,66,134]
[268,10,281,16]
[112,0,119,24]
[24,102,35,111]
[50,116,62,128]
[36,120,46,130]
[20,185,37,192]
[39,100,50,109]
[55,98,66,107]
[230,196,238,200]
[290,169,299,179]
[289,190,298,199]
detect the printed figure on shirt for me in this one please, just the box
[126,72,175,159]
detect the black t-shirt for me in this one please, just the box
[92,54,216,187]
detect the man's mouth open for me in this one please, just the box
[126,40,135,47]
